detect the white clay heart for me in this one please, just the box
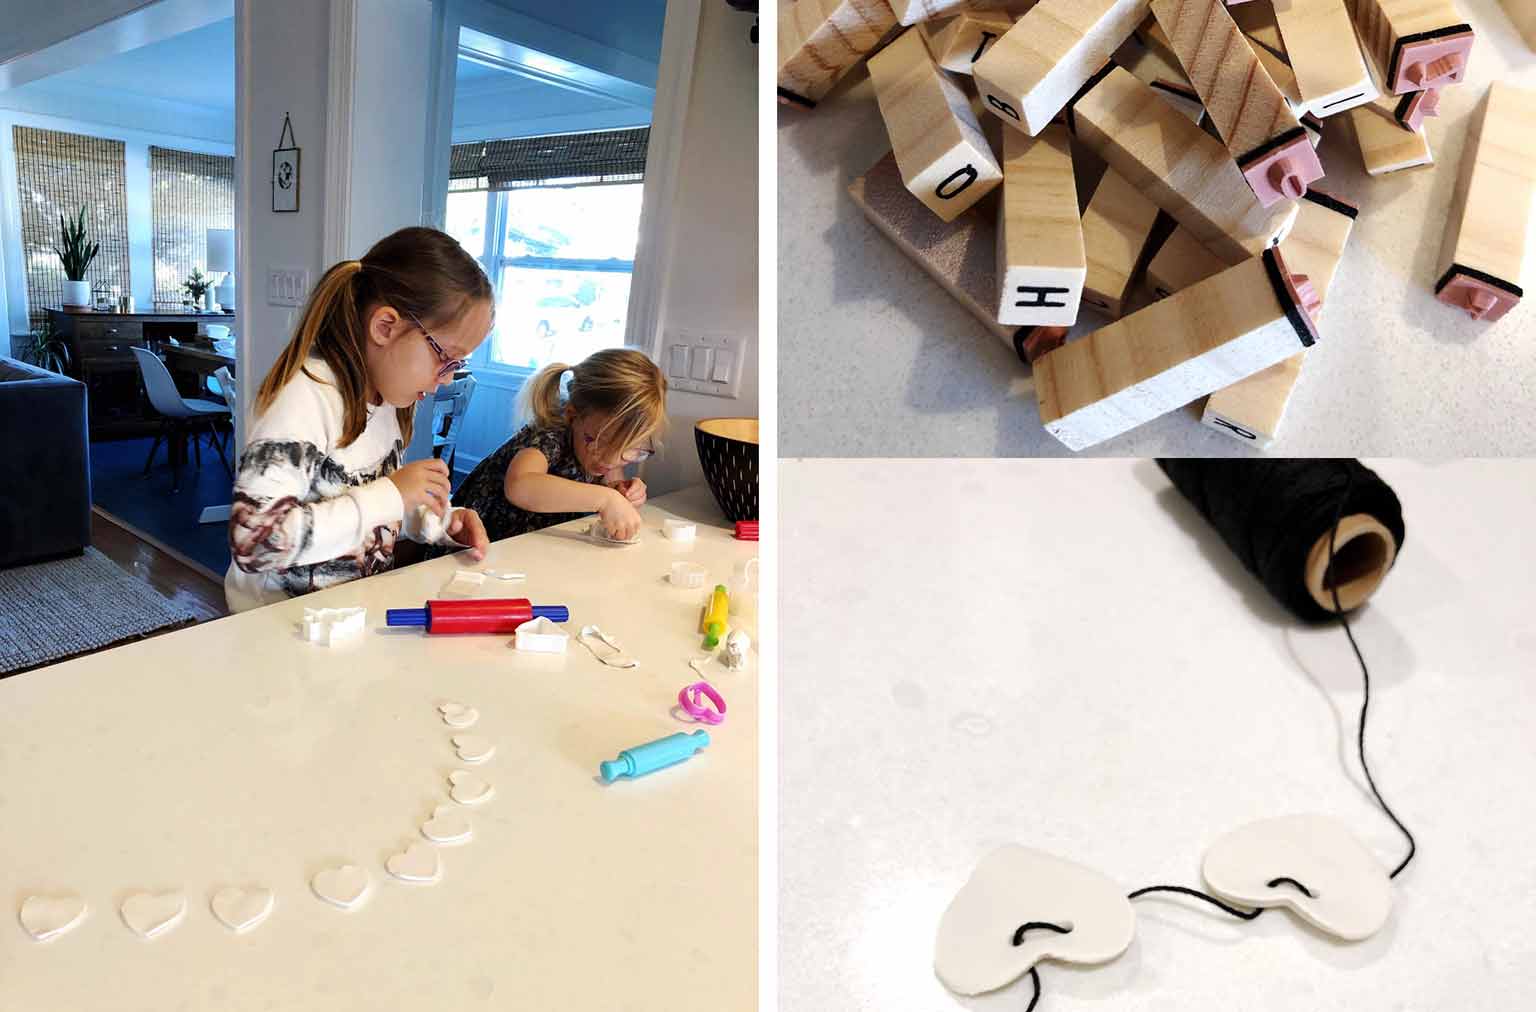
[1202,814,1392,941]
[19,894,88,942]
[120,891,187,940]
[448,770,495,805]
[386,842,443,884]
[210,886,275,934]
[421,805,473,845]
[438,701,479,728]
[935,845,1136,996]
[452,734,496,763]
[311,864,371,910]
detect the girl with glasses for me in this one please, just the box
[452,348,666,543]
[226,226,494,613]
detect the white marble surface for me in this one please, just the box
[0,487,757,1011]
[780,459,1536,1010]
[778,1,1536,456]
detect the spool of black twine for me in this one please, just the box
[1155,459,1406,622]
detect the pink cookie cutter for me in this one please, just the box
[677,681,727,725]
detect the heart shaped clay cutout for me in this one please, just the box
[386,842,442,883]
[1202,814,1391,941]
[19,894,88,942]
[439,701,479,728]
[311,864,371,910]
[935,845,1135,996]
[210,886,275,934]
[121,891,187,940]
[421,805,473,845]
[452,734,495,763]
[448,770,495,805]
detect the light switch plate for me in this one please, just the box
[268,267,311,307]
[664,333,746,399]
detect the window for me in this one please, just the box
[13,126,131,329]
[445,129,647,374]
[148,146,234,309]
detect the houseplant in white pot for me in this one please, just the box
[52,206,99,309]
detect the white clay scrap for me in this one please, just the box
[441,569,486,598]
[1202,814,1392,941]
[514,616,570,653]
[587,520,640,546]
[452,734,496,763]
[438,701,479,728]
[448,770,495,805]
[483,569,526,581]
[210,886,275,934]
[120,891,187,940]
[311,864,371,910]
[19,894,88,942]
[421,805,473,845]
[301,606,366,645]
[578,625,639,668]
[386,842,443,884]
[724,629,752,670]
[935,845,1136,996]
[417,504,447,543]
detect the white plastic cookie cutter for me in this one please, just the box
[515,616,570,653]
[300,606,366,645]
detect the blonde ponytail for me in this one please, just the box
[519,349,667,456]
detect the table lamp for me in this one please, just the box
[207,228,235,312]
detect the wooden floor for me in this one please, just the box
[90,507,229,624]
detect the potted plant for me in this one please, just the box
[52,206,99,309]
[182,268,213,312]
[23,318,71,374]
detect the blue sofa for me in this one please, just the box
[0,356,92,568]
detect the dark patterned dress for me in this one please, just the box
[452,423,606,543]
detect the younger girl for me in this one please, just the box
[226,226,493,613]
[452,348,667,543]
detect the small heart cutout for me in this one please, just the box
[121,891,187,940]
[19,894,88,942]
[448,770,495,805]
[386,842,443,883]
[421,805,473,845]
[311,864,371,910]
[210,886,275,934]
[452,734,496,763]
[438,701,479,728]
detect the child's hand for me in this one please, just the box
[616,477,647,507]
[446,508,490,561]
[389,459,452,518]
[599,489,643,542]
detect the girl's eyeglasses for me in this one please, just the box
[406,311,467,380]
[582,431,654,464]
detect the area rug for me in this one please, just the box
[0,548,200,675]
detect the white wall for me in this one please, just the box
[643,0,757,497]
[235,0,432,449]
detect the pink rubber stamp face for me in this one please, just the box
[1391,32,1473,94]
[1397,88,1440,131]
[1436,273,1521,322]
[1241,134,1325,208]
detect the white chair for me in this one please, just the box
[197,365,239,524]
[131,346,232,493]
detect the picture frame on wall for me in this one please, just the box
[272,113,300,213]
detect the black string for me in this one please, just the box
[1126,885,1265,921]
[1327,464,1418,880]
[1024,967,1041,1012]
[1011,920,1072,946]
[1265,876,1315,897]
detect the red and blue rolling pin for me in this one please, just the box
[385,598,569,634]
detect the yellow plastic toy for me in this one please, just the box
[700,584,730,648]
